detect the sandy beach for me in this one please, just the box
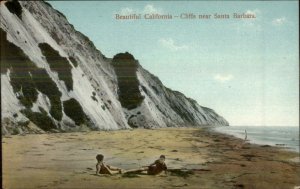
[2,127,300,189]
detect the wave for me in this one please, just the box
[214,126,299,152]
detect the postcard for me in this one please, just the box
[1,1,299,188]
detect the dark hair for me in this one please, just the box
[160,155,165,159]
[96,154,104,162]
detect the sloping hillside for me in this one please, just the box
[1,1,228,135]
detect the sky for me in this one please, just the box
[49,1,299,127]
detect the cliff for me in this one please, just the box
[1,1,228,135]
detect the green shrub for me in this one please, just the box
[21,109,56,131]
[38,106,48,115]
[5,0,22,19]
[39,43,73,91]
[63,98,87,125]
[17,120,30,127]
[112,52,144,110]
[1,28,38,108]
[31,68,63,121]
[1,29,63,120]
[10,71,38,108]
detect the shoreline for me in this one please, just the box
[3,127,300,189]
[212,126,300,153]
[206,126,300,157]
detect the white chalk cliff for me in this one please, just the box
[1,1,228,135]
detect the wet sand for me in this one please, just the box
[2,127,300,189]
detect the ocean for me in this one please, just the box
[214,126,300,153]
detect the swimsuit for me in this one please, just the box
[147,160,167,175]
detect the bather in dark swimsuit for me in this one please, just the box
[147,160,167,175]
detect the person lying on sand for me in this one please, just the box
[147,155,168,175]
[96,154,123,175]
[123,155,168,175]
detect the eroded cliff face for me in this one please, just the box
[124,66,229,128]
[1,1,228,135]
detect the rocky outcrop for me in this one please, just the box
[1,1,228,135]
